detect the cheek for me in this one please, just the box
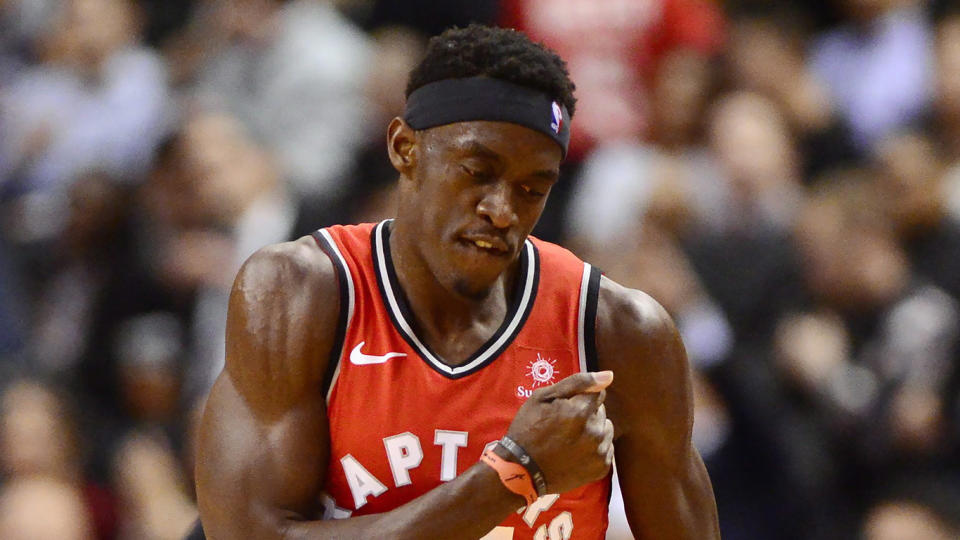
[409,175,472,244]
[426,173,478,220]
[518,196,549,229]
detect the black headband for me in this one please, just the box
[403,77,571,157]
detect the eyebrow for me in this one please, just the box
[528,169,560,182]
[456,141,559,181]
[457,141,501,160]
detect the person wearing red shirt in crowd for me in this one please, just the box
[501,0,726,160]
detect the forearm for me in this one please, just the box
[619,448,720,540]
[282,460,523,540]
[681,449,721,540]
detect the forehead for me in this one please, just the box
[420,121,563,168]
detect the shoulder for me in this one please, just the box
[224,235,341,412]
[595,275,684,358]
[235,234,337,294]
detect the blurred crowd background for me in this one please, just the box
[2,0,960,538]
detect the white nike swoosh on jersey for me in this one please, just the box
[349,342,407,365]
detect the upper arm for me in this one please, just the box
[595,277,719,539]
[196,236,341,539]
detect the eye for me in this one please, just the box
[520,184,547,198]
[460,164,492,180]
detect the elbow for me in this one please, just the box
[196,504,292,540]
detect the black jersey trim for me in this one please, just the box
[371,220,540,379]
[312,229,353,400]
[583,265,602,373]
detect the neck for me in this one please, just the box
[388,219,518,365]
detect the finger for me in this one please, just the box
[596,418,615,452]
[537,371,613,401]
[602,419,614,445]
[568,389,605,416]
[583,406,609,441]
[581,399,606,426]
[598,419,615,461]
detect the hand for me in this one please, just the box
[159,229,237,290]
[774,312,849,391]
[505,371,615,494]
[889,386,943,454]
[624,225,702,314]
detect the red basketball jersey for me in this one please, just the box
[312,221,610,539]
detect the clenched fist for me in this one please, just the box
[503,371,615,495]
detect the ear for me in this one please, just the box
[387,117,417,175]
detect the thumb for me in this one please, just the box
[539,371,613,400]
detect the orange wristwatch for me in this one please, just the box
[480,448,538,505]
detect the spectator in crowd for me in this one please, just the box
[864,500,958,540]
[82,110,295,423]
[501,0,727,242]
[26,170,131,378]
[809,0,935,150]
[1,380,82,483]
[0,476,95,540]
[0,238,26,374]
[0,0,60,83]
[111,433,197,540]
[687,92,820,539]
[565,47,722,251]
[501,0,726,161]
[860,478,960,540]
[685,91,805,347]
[176,0,374,209]
[135,0,198,48]
[0,0,170,194]
[17,110,292,489]
[297,24,425,236]
[0,380,116,538]
[347,0,499,36]
[723,9,862,181]
[777,176,960,525]
[932,10,960,219]
[874,130,960,302]
[0,0,171,299]
[113,313,187,428]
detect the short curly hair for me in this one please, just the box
[406,24,577,116]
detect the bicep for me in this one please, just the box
[606,338,717,539]
[195,239,339,539]
[196,372,330,539]
[596,280,719,538]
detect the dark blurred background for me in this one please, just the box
[1,0,960,538]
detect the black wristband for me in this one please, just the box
[499,435,547,497]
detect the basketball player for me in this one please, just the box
[194,25,720,539]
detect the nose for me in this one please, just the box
[476,183,518,229]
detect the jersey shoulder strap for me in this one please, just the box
[309,222,377,397]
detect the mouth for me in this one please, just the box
[458,234,512,257]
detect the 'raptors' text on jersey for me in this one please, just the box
[313,221,610,539]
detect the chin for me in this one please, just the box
[429,251,510,300]
[451,277,496,301]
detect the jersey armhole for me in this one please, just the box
[311,229,354,401]
[578,263,602,373]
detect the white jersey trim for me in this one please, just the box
[577,262,592,374]
[318,228,355,403]
[373,220,537,376]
